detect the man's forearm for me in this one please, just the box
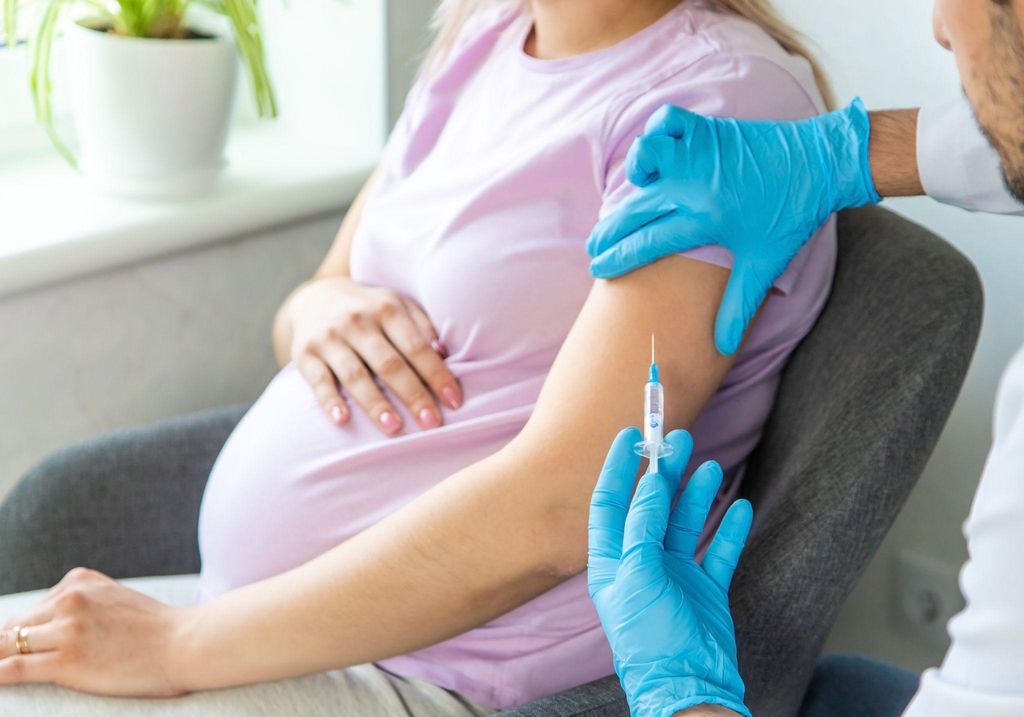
[867,109,925,197]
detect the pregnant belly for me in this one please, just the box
[195,364,537,601]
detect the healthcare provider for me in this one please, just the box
[586,1,1024,716]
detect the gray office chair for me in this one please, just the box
[0,206,983,717]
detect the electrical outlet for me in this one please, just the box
[894,549,965,646]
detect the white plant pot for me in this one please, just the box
[65,22,238,200]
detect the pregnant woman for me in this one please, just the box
[0,0,841,713]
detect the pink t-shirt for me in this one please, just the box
[196,1,836,709]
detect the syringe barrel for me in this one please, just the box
[644,380,665,446]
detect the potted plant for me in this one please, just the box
[3,0,276,198]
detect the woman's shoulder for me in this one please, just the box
[687,2,826,112]
[596,4,837,315]
[600,3,827,152]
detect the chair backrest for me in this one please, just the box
[733,206,983,716]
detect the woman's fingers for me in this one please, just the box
[291,280,462,432]
[1,605,54,634]
[702,499,754,592]
[0,620,65,658]
[1,587,59,632]
[380,303,462,414]
[318,340,404,435]
[294,352,350,426]
[348,327,440,431]
[0,625,26,659]
[292,284,460,433]
[0,579,71,635]
[0,652,62,685]
[0,568,109,657]
[401,297,450,360]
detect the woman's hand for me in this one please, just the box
[0,568,190,696]
[284,276,462,435]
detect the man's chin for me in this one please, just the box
[1004,164,1024,204]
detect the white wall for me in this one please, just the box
[771,0,1024,671]
[384,0,436,126]
[262,0,386,146]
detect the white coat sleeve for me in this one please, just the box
[902,346,1024,717]
[917,97,1024,215]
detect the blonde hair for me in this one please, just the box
[423,0,835,109]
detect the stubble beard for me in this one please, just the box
[971,3,1024,202]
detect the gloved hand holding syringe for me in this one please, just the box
[585,333,754,717]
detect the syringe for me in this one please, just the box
[634,335,674,474]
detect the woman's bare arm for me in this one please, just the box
[178,254,742,688]
[272,165,382,366]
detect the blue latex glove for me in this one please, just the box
[587,98,881,355]
[588,427,755,717]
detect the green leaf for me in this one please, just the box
[29,0,78,167]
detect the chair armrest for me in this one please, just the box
[496,675,626,716]
[0,406,247,593]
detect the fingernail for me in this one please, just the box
[418,408,441,429]
[442,386,462,409]
[431,339,448,358]
[379,411,401,434]
[330,405,345,424]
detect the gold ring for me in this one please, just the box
[14,626,31,655]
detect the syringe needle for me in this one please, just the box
[636,332,673,465]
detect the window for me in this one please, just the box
[0,15,71,160]
[1,1,392,164]
[0,0,387,298]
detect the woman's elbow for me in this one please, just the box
[498,430,608,580]
[504,452,591,580]
[541,503,590,579]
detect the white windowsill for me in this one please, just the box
[0,123,379,300]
